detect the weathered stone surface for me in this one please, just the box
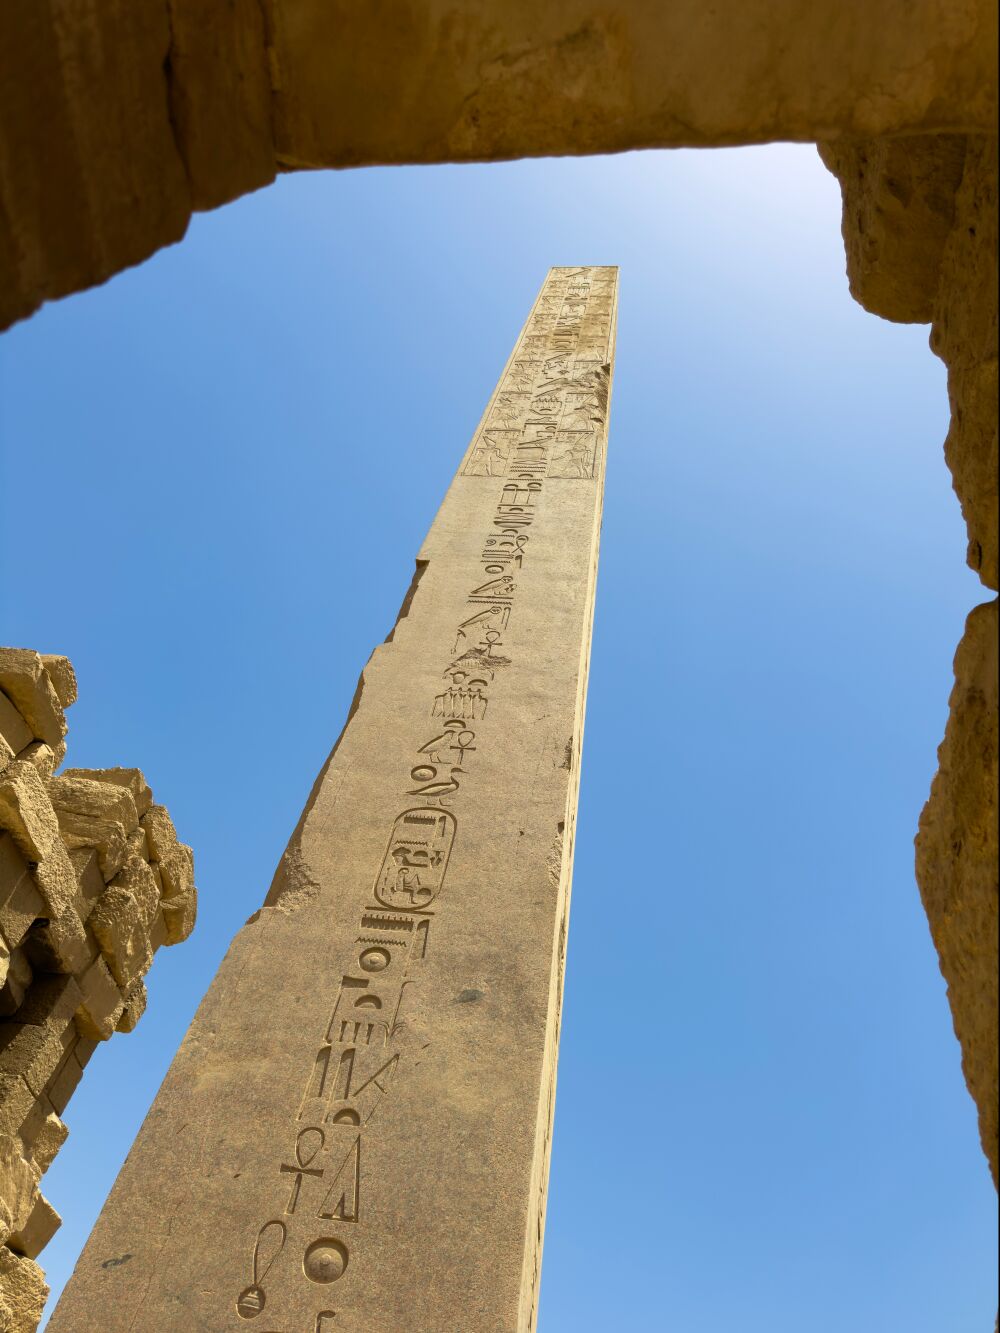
[0,839,41,952]
[37,657,76,711]
[74,957,126,1043]
[0,655,64,752]
[0,1245,47,1332]
[167,0,276,210]
[822,134,997,1190]
[47,775,139,833]
[0,1135,37,1247]
[916,598,999,1185]
[0,705,30,770]
[0,955,32,1022]
[0,765,61,865]
[115,981,147,1035]
[87,858,159,990]
[13,745,61,784]
[0,0,190,331]
[0,650,199,1304]
[43,1046,84,1118]
[818,134,967,323]
[61,768,152,820]
[0,1082,32,1143]
[1,0,997,327]
[139,804,177,861]
[24,1112,66,1176]
[0,1022,73,1101]
[8,1194,60,1262]
[50,267,617,1332]
[156,841,197,944]
[931,136,999,590]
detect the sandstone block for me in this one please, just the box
[916,598,999,1183]
[68,847,104,912]
[38,656,76,710]
[148,909,167,952]
[14,977,83,1032]
[62,767,152,819]
[931,136,999,372]
[0,652,65,750]
[0,1080,33,1141]
[115,979,147,1034]
[140,804,178,861]
[23,844,92,976]
[157,841,196,943]
[0,763,61,864]
[0,880,43,956]
[166,0,275,210]
[74,956,125,1042]
[945,358,999,589]
[818,135,967,323]
[0,953,32,1021]
[0,1021,73,1099]
[0,838,29,907]
[47,774,138,828]
[13,741,63,782]
[160,887,196,947]
[24,1111,66,1174]
[0,1135,39,1246]
[0,0,191,330]
[8,1192,60,1260]
[0,698,31,763]
[88,856,159,988]
[43,1044,84,1117]
[0,1244,48,1331]
[14,1099,56,1168]
[126,825,149,863]
[49,808,127,881]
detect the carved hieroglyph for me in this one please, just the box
[49,266,618,1333]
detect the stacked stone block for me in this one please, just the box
[0,647,196,1329]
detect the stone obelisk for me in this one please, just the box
[50,266,618,1333]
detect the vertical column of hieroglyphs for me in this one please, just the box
[48,267,617,1333]
[465,267,618,1333]
[225,268,617,1330]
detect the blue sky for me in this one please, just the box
[1,145,996,1330]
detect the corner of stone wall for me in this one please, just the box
[0,647,198,1329]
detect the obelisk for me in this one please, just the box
[50,266,618,1333]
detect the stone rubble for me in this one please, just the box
[0,647,196,1330]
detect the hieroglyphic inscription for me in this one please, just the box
[234,267,616,1326]
[464,268,615,481]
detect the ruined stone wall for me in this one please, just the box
[0,1,996,332]
[820,133,998,1182]
[0,649,196,1329]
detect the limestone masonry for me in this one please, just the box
[48,267,617,1333]
[0,648,197,1331]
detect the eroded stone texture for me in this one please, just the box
[1,0,997,328]
[822,132,998,592]
[916,599,999,1185]
[48,267,617,1333]
[822,130,998,1192]
[818,135,968,323]
[0,651,198,1326]
[931,136,999,591]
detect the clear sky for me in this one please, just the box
[1,145,996,1330]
